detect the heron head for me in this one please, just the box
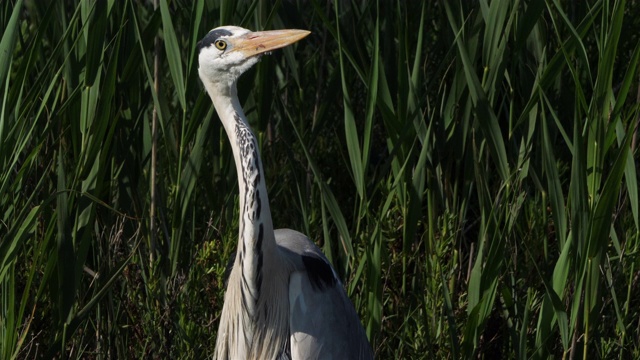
[197,26,310,87]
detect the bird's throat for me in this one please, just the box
[209,84,275,318]
[235,112,267,304]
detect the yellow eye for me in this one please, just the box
[215,40,227,50]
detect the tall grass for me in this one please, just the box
[1,0,639,358]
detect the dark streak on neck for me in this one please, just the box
[233,111,265,300]
[256,224,264,291]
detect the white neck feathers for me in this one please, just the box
[205,80,276,312]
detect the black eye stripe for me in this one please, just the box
[196,28,233,53]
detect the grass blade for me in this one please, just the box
[160,0,186,110]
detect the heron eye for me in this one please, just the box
[214,40,227,51]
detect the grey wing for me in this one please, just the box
[274,229,373,360]
[289,271,373,360]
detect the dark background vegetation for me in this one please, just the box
[1,0,639,358]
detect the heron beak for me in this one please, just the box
[231,29,311,58]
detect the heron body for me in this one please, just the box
[197,26,373,360]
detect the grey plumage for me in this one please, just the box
[197,25,373,360]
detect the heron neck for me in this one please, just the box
[206,80,276,302]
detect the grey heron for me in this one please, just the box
[197,26,374,360]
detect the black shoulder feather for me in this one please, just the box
[301,255,337,291]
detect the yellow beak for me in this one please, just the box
[230,29,311,58]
